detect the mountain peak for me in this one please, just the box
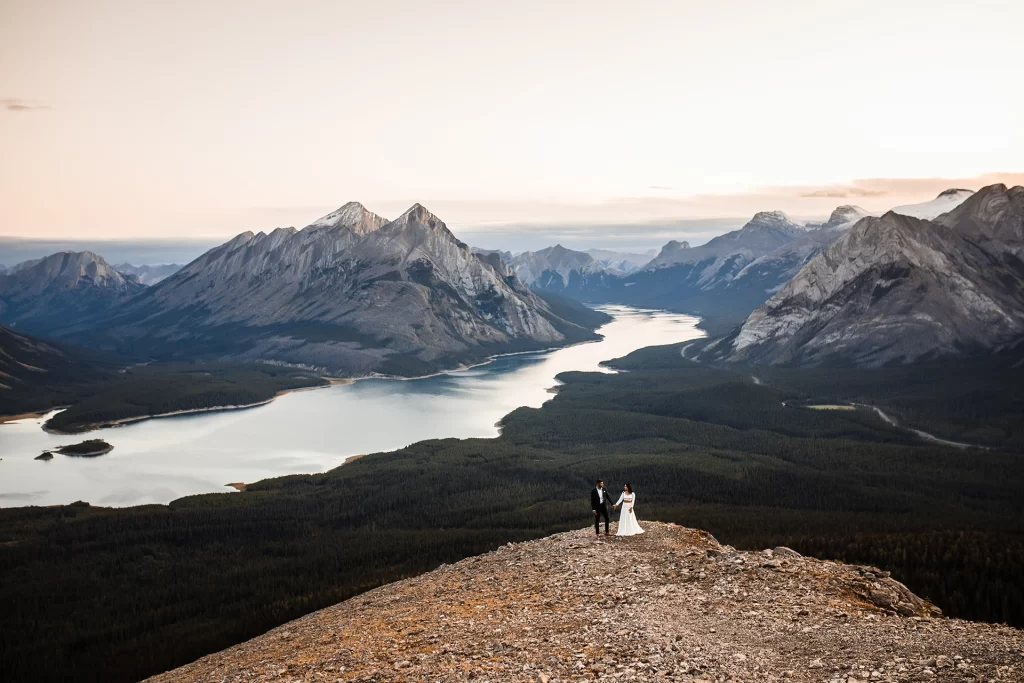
[745,210,801,231]
[822,205,871,230]
[309,202,387,234]
[93,204,579,375]
[224,231,256,249]
[938,187,974,198]
[23,250,122,276]
[393,202,436,224]
[389,204,460,244]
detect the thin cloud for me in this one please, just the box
[2,98,51,112]
[648,185,675,191]
[799,187,889,199]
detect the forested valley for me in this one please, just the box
[1,343,1022,682]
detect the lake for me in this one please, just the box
[0,306,703,508]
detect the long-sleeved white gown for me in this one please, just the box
[614,492,644,536]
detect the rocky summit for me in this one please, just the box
[144,523,1023,682]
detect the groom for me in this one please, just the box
[591,478,613,536]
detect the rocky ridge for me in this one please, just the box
[145,522,1024,682]
[722,184,1024,366]
[88,202,594,375]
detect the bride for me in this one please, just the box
[613,484,644,536]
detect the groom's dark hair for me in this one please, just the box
[596,479,603,485]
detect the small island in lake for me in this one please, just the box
[35,451,54,461]
[55,440,114,457]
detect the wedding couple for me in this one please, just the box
[590,479,644,537]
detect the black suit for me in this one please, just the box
[591,486,613,534]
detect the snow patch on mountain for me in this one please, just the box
[891,189,973,220]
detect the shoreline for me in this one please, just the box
[32,318,622,436]
[0,408,66,424]
[42,378,353,435]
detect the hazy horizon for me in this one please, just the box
[3,179,1022,267]
[2,0,1021,244]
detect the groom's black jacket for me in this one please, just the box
[591,487,613,512]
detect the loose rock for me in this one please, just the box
[145,522,1024,682]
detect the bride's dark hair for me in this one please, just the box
[625,483,633,493]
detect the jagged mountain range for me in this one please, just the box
[3,185,1011,372]
[63,203,604,376]
[711,184,1024,366]
[517,192,978,329]
[566,210,842,322]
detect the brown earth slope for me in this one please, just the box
[146,523,1024,682]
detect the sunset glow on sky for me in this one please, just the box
[1,0,1021,241]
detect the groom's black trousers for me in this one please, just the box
[594,506,610,534]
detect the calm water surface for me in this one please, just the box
[0,306,702,507]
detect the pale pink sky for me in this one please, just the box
[1,0,1021,239]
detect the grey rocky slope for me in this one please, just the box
[89,203,601,376]
[145,522,1023,683]
[717,184,1024,366]
[0,251,144,335]
[113,262,183,285]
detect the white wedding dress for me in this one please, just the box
[614,492,644,536]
